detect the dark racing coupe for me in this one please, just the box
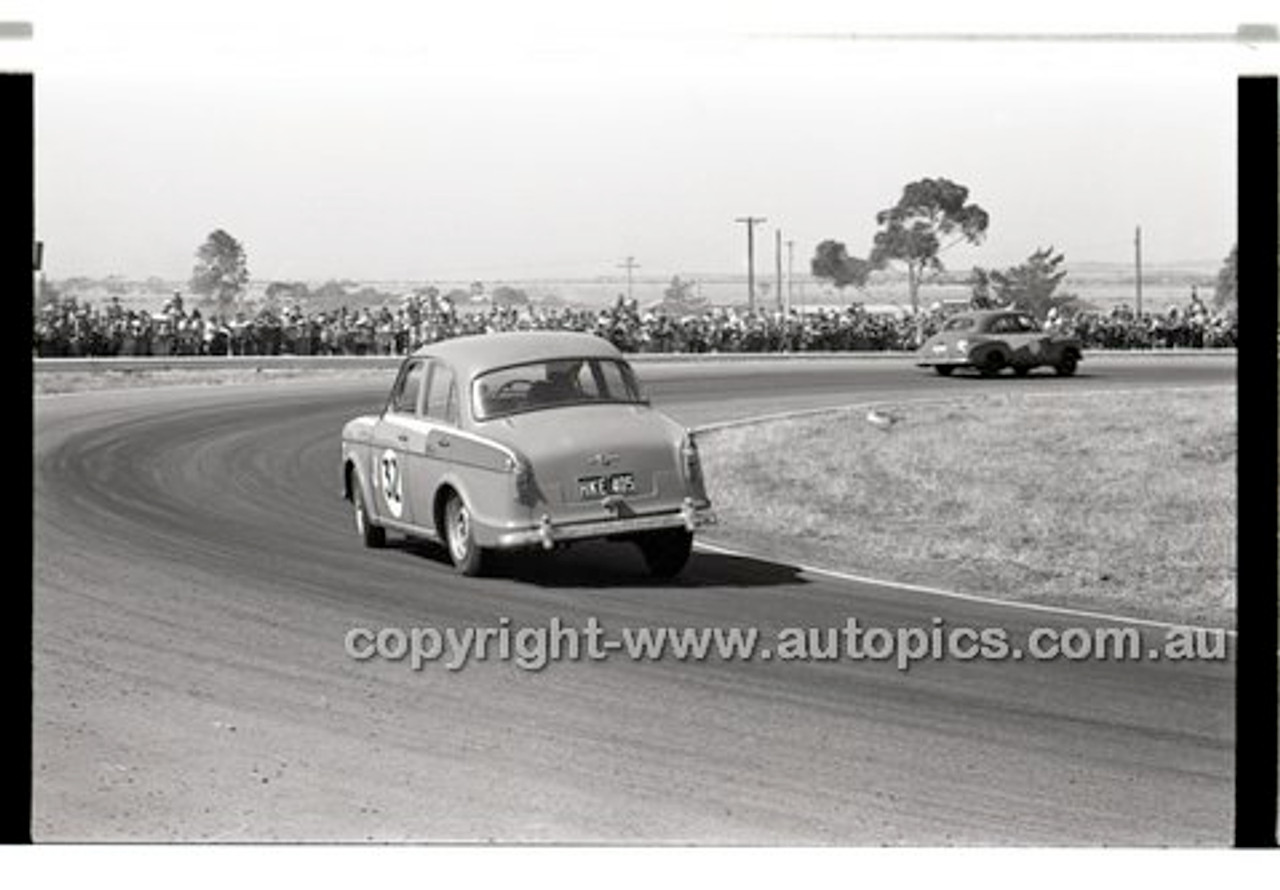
[916,309,1083,378]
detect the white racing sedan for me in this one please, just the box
[341,331,716,577]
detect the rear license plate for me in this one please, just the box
[578,473,636,499]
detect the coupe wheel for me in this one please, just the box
[636,529,694,579]
[444,492,488,576]
[978,352,1006,378]
[934,365,955,377]
[353,482,386,549]
[1055,353,1079,377]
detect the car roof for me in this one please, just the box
[410,330,624,379]
[952,309,1022,322]
[946,309,1029,328]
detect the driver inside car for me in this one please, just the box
[531,361,583,404]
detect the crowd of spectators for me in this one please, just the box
[32,289,1236,358]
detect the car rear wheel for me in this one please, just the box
[934,365,955,377]
[978,352,1006,378]
[1055,352,1079,377]
[444,492,488,576]
[636,529,694,579]
[353,482,386,549]
[1013,365,1031,377]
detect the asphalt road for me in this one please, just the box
[32,355,1237,842]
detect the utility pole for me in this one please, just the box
[735,216,766,312]
[785,239,795,315]
[774,229,783,314]
[618,255,639,303]
[1134,226,1144,318]
[33,240,43,308]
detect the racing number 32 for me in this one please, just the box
[379,448,404,518]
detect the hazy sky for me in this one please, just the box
[12,2,1277,281]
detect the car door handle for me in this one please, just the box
[437,436,451,448]
[397,434,408,444]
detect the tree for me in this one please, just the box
[967,267,997,309]
[190,229,249,312]
[810,240,873,291]
[1214,243,1237,308]
[351,285,395,306]
[265,281,311,305]
[491,285,530,309]
[973,247,1078,320]
[654,275,709,316]
[869,178,989,317]
[37,277,61,307]
[305,280,353,311]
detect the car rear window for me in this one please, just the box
[472,358,646,420]
[944,316,976,331]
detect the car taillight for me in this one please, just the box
[505,455,538,505]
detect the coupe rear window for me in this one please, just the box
[472,358,646,420]
[943,316,977,331]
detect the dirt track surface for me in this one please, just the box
[33,356,1236,842]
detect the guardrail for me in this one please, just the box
[30,348,1238,374]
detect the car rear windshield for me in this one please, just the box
[472,358,646,420]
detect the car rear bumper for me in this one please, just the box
[492,498,717,550]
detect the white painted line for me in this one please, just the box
[693,539,1237,637]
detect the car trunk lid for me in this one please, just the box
[482,404,682,522]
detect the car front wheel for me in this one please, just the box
[978,351,1006,378]
[444,493,488,576]
[636,529,694,579]
[1055,353,1079,377]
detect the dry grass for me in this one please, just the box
[698,388,1236,628]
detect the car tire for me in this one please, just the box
[353,481,386,549]
[1055,353,1079,377]
[934,365,955,377]
[444,492,488,576]
[978,351,1006,378]
[637,529,694,579]
[1013,365,1031,377]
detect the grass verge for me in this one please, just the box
[697,387,1236,629]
